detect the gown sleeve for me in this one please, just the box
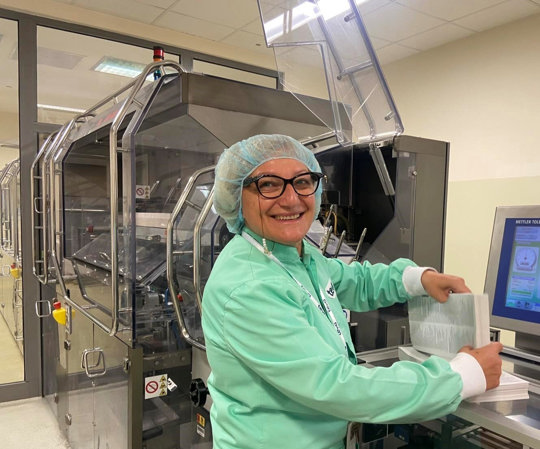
[220,277,463,424]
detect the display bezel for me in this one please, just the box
[485,205,540,338]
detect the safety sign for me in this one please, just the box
[144,374,168,399]
[136,185,150,199]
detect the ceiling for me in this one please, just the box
[51,0,540,64]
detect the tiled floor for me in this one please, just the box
[0,397,71,448]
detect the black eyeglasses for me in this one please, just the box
[243,172,325,199]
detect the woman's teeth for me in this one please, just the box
[275,213,300,221]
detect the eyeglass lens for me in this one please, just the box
[256,173,320,198]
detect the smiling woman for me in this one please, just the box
[201,133,502,449]
[241,159,320,253]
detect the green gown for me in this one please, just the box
[202,228,463,449]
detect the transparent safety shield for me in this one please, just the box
[168,168,229,350]
[257,0,403,144]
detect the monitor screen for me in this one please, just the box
[485,206,540,338]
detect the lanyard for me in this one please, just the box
[241,232,348,352]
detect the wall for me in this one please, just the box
[383,13,540,345]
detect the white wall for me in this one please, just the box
[383,13,540,345]
[383,12,540,287]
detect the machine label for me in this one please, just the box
[144,374,168,399]
[196,413,206,437]
[136,185,150,199]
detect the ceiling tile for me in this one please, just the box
[399,23,474,51]
[368,35,392,50]
[135,0,178,8]
[153,11,235,41]
[454,0,540,31]
[257,0,284,6]
[242,18,265,36]
[357,0,393,16]
[395,0,507,21]
[363,2,445,41]
[37,46,86,69]
[72,0,164,24]
[374,43,419,64]
[171,0,260,28]
[221,30,274,54]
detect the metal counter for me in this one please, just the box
[357,347,540,448]
[455,393,540,448]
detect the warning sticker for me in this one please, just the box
[196,413,206,437]
[145,374,168,399]
[136,185,151,199]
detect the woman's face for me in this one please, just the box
[241,158,316,253]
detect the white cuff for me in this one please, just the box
[449,352,487,399]
[402,266,435,297]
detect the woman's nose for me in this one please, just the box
[280,182,300,202]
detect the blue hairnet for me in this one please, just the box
[214,134,322,234]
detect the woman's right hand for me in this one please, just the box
[459,342,503,390]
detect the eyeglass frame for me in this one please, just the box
[242,171,325,199]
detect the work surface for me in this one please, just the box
[357,347,540,449]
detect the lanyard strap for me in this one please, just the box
[241,232,348,351]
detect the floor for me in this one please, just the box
[0,397,71,449]
[0,301,70,448]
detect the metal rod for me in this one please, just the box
[300,130,337,147]
[333,230,346,258]
[193,188,215,315]
[369,144,395,196]
[30,132,57,283]
[352,227,367,263]
[167,165,215,351]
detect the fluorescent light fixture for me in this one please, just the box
[264,0,361,44]
[38,104,87,114]
[92,56,146,78]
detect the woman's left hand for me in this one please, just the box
[420,270,471,303]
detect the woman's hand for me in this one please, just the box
[459,342,503,390]
[420,270,471,303]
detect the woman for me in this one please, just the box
[201,134,502,449]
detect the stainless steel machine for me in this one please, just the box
[29,0,448,447]
[31,62,339,448]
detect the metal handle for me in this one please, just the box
[193,188,215,315]
[167,165,215,351]
[30,131,60,284]
[81,348,107,378]
[108,60,185,337]
[35,299,52,318]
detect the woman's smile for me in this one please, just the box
[242,158,316,253]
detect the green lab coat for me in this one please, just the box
[202,229,463,449]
